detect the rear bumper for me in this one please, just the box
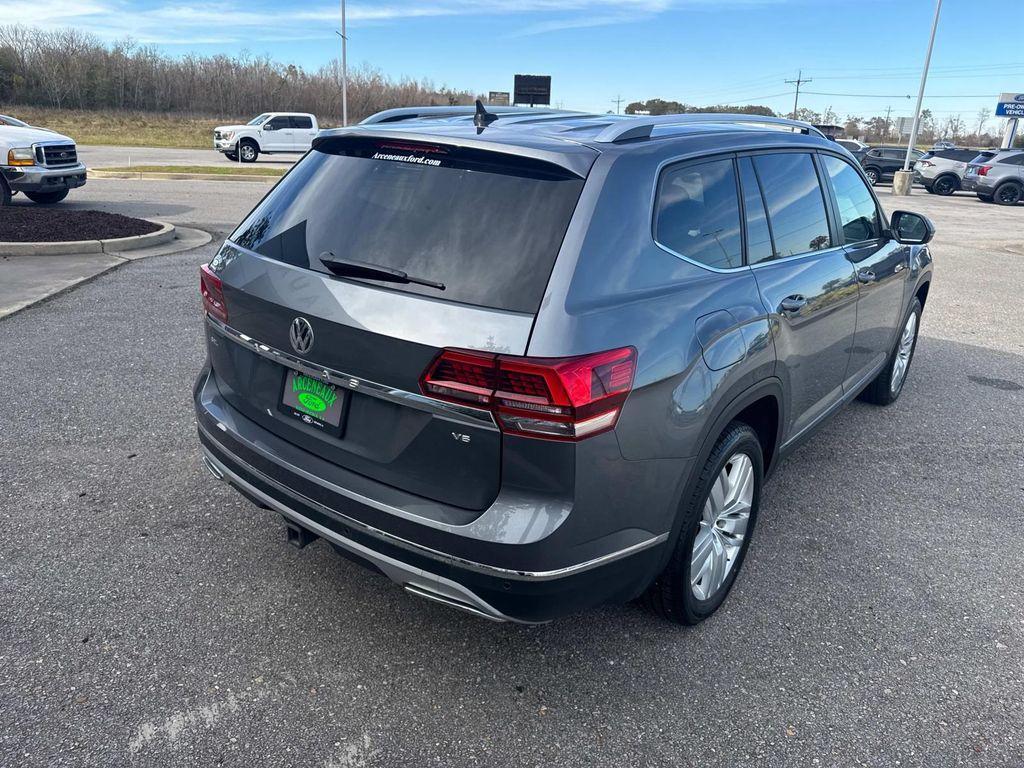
[960,176,990,193]
[2,163,87,193]
[193,364,671,622]
[199,432,664,622]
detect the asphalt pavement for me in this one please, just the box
[1,177,1022,767]
[80,145,298,169]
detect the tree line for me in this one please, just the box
[0,26,474,122]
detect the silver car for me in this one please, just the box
[962,149,1024,205]
[914,148,989,196]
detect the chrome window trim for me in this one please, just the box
[199,432,669,582]
[205,315,499,430]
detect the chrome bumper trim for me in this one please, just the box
[199,428,668,582]
[205,315,498,430]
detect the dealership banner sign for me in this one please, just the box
[995,93,1024,118]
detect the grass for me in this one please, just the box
[1,106,242,148]
[98,165,286,176]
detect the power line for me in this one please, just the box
[803,90,995,99]
[785,70,812,119]
[612,94,624,114]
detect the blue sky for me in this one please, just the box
[15,0,1024,125]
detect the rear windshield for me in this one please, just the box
[230,138,585,313]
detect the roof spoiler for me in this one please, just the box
[312,128,597,179]
[593,113,827,143]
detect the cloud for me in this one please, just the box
[0,0,774,45]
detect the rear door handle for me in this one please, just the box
[857,269,876,283]
[779,295,807,313]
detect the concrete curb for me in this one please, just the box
[0,225,213,320]
[0,220,176,257]
[89,169,280,183]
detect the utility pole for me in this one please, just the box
[340,0,348,126]
[612,95,624,115]
[901,0,942,179]
[785,70,811,120]
[884,105,893,140]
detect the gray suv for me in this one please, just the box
[962,149,1024,204]
[194,106,935,625]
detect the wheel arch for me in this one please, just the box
[651,376,784,576]
[239,135,261,151]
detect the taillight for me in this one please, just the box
[979,165,992,176]
[420,347,637,441]
[200,263,228,322]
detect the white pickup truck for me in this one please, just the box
[0,114,87,205]
[213,112,319,163]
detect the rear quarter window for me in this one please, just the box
[654,158,743,270]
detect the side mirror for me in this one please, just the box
[263,124,276,131]
[890,210,935,245]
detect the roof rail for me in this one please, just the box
[360,105,564,125]
[593,113,827,143]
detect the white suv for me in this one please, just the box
[214,113,319,163]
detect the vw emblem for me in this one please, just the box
[289,317,314,354]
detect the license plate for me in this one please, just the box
[279,370,346,434]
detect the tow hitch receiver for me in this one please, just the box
[285,518,318,549]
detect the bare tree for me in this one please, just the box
[0,25,475,122]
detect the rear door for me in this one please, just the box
[742,152,859,441]
[289,115,317,150]
[819,153,907,388]
[206,136,591,510]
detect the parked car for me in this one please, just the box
[931,140,958,151]
[195,107,934,625]
[962,149,1024,205]
[836,138,869,158]
[914,148,986,195]
[213,112,319,162]
[0,116,86,205]
[860,145,926,185]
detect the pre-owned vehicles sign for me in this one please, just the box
[995,93,1024,118]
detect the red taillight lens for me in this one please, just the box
[200,263,228,322]
[978,165,992,176]
[420,347,637,441]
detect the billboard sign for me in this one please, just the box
[513,75,551,106]
[897,116,914,136]
[488,91,510,106]
[995,93,1024,118]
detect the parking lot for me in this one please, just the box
[1,172,1022,767]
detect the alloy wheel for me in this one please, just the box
[891,312,917,394]
[690,453,754,601]
[934,177,955,195]
[997,184,1021,205]
[241,145,256,161]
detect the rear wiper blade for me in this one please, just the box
[319,253,445,291]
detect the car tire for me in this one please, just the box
[239,140,259,163]
[0,177,11,206]
[863,167,881,185]
[858,298,922,406]
[25,189,70,204]
[923,183,935,194]
[933,175,958,196]
[993,181,1022,206]
[643,421,763,625]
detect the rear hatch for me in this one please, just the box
[204,133,592,511]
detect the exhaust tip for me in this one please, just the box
[202,455,225,480]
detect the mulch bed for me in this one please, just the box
[0,207,160,242]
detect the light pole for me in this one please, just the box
[340,0,348,126]
[896,0,942,194]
